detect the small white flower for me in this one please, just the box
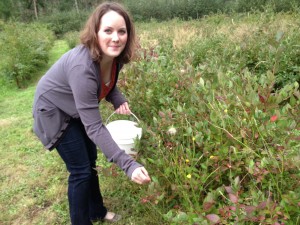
[167,126,177,135]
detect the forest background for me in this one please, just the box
[0,0,299,224]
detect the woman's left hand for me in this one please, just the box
[115,102,131,115]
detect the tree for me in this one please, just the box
[33,0,38,19]
[74,0,79,14]
[0,0,13,20]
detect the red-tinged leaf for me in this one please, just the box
[257,215,266,221]
[272,223,280,225]
[219,207,232,218]
[218,208,225,217]
[215,95,226,102]
[224,186,233,194]
[168,111,173,119]
[206,214,220,224]
[229,193,238,204]
[257,201,267,209]
[165,142,174,148]
[229,206,236,211]
[243,205,256,215]
[203,201,215,211]
[158,111,165,118]
[270,115,278,122]
[140,198,149,204]
[276,145,285,151]
[173,204,180,209]
[259,94,267,103]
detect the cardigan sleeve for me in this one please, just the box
[105,86,127,109]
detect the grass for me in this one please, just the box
[0,41,68,224]
[0,40,162,225]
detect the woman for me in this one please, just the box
[32,2,151,224]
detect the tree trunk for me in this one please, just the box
[33,0,38,19]
[74,0,79,14]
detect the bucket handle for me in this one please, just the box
[105,111,140,125]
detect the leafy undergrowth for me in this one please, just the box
[122,11,300,225]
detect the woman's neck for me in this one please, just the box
[100,56,114,67]
[100,57,113,70]
[100,58,114,83]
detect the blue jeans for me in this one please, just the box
[56,119,107,225]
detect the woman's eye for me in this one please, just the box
[119,30,126,35]
[104,29,111,33]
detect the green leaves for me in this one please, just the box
[0,22,54,88]
[124,12,300,224]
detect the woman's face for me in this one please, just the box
[97,10,128,61]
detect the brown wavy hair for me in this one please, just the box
[80,2,136,64]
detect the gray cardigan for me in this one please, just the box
[32,45,142,177]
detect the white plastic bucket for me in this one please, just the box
[106,112,142,155]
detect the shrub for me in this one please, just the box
[63,31,80,49]
[127,51,299,225]
[182,12,300,89]
[119,13,300,224]
[40,10,88,37]
[0,22,55,88]
[123,0,300,21]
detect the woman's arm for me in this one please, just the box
[105,86,127,109]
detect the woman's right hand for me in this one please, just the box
[131,167,151,184]
[115,102,131,115]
